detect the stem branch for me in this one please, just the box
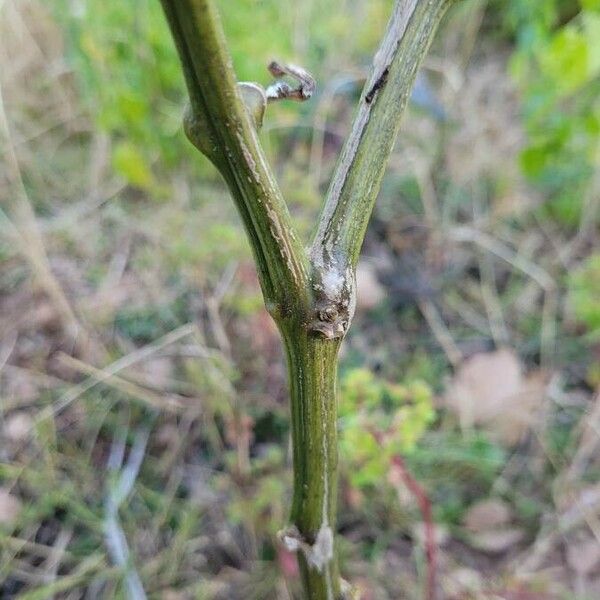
[158,1,457,597]
[312,0,454,272]
[160,0,309,313]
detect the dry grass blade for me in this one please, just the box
[56,353,187,413]
[0,3,83,343]
[36,323,198,423]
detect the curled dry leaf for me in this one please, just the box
[444,348,547,446]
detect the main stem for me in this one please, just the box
[158,0,457,597]
[281,327,342,598]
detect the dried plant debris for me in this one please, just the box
[444,349,547,446]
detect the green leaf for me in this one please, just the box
[520,145,550,178]
[112,141,154,189]
[539,26,588,94]
[581,0,600,11]
[583,12,600,73]
[568,253,600,335]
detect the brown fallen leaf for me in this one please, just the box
[468,527,525,553]
[444,348,547,446]
[464,498,511,532]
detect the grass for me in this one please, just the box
[1,0,599,598]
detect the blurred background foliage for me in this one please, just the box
[1,0,600,598]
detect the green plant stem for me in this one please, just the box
[282,328,341,598]
[158,0,456,597]
[312,0,454,271]
[159,0,310,314]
